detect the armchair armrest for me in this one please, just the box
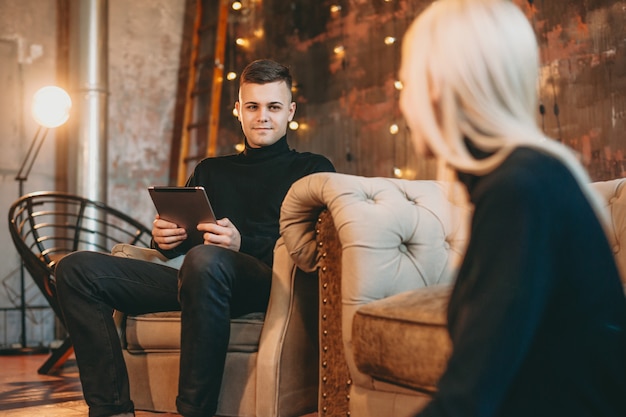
[111,243,185,270]
[256,238,319,417]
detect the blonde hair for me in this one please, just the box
[400,0,609,226]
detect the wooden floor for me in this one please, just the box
[0,353,179,417]
[0,353,316,417]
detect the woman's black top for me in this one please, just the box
[419,147,626,417]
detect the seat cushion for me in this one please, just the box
[352,285,452,392]
[123,311,265,353]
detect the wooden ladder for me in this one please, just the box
[176,0,230,185]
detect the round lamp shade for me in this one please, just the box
[31,86,72,128]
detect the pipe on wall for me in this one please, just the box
[68,0,108,248]
[69,0,108,204]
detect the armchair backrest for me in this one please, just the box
[281,173,470,304]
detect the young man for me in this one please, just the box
[56,59,335,417]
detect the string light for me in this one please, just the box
[384,36,396,45]
[235,37,249,47]
[234,143,245,152]
[289,121,300,130]
[394,80,403,90]
[232,107,239,117]
[231,1,242,10]
[389,123,399,135]
[226,71,237,81]
[330,4,342,13]
[333,45,345,55]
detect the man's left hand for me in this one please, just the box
[197,218,241,251]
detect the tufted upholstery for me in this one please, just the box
[281,174,469,285]
[280,173,626,417]
[280,172,471,416]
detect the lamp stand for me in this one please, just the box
[0,125,51,355]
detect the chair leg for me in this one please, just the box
[37,337,74,375]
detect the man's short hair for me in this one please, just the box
[240,59,293,91]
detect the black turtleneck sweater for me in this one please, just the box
[158,136,334,265]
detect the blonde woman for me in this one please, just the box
[399,1,626,416]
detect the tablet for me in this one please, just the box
[148,186,217,246]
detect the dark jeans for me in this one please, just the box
[55,244,272,417]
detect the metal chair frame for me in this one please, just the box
[7,191,152,374]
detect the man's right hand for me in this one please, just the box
[152,215,187,250]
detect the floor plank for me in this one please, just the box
[0,353,316,416]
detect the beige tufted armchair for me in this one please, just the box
[280,172,470,417]
[112,237,319,417]
[279,172,626,417]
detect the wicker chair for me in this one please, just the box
[7,191,152,374]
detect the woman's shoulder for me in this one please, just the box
[471,146,581,209]
[489,146,573,188]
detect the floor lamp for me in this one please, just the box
[6,86,72,354]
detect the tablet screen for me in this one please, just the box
[148,186,216,246]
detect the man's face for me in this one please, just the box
[235,81,296,148]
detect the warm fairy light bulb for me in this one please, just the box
[31,86,72,128]
[232,107,239,117]
[394,80,404,90]
[384,36,396,45]
[234,143,245,152]
[289,121,299,130]
[389,123,399,135]
[330,4,342,13]
[226,71,237,81]
[393,167,403,178]
[236,37,249,47]
[232,1,242,10]
[333,45,345,55]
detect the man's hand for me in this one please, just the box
[198,218,241,251]
[152,215,187,250]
